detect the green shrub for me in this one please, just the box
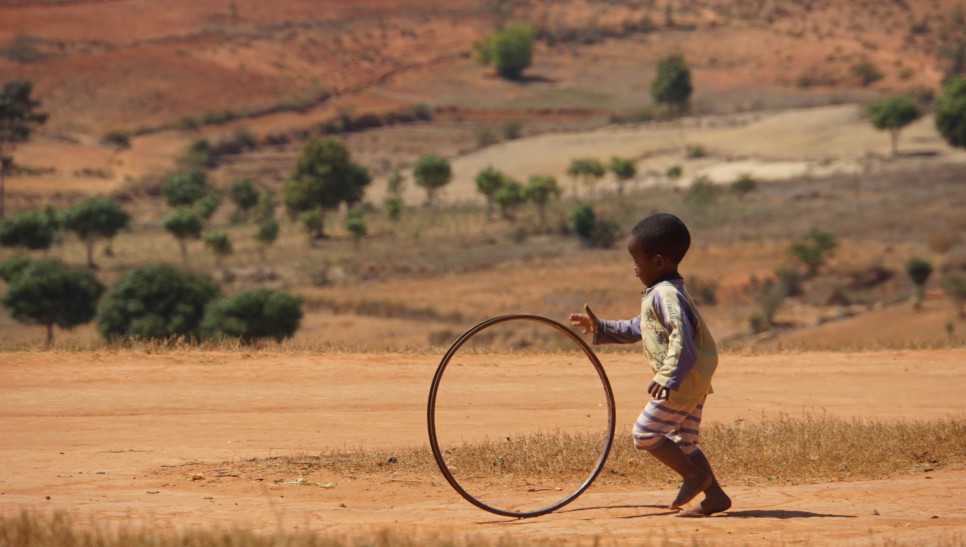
[851,58,883,86]
[789,229,838,276]
[685,144,707,158]
[475,22,535,80]
[95,264,220,341]
[730,173,757,198]
[201,289,303,343]
[568,202,596,241]
[100,131,131,149]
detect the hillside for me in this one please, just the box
[1,0,965,350]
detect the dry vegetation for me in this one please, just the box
[181,415,966,488]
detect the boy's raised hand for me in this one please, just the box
[568,303,598,334]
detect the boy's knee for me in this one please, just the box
[632,431,666,452]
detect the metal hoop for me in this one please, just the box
[427,314,616,518]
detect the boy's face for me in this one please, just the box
[626,234,666,287]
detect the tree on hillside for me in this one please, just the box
[202,230,233,267]
[905,256,933,310]
[524,174,560,227]
[935,76,966,148]
[200,289,303,344]
[0,79,48,219]
[62,196,131,269]
[474,22,535,80]
[942,273,966,318]
[475,166,506,220]
[492,177,525,221]
[789,229,838,277]
[195,191,222,225]
[228,177,259,222]
[161,169,210,207]
[566,158,606,199]
[255,218,279,261]
[344,208,367,248]
[413,153,452,208]
[867,95,922,156]
[608,156,637,196]
[162,208,203,268]
[283,137,371,239]
[1,258,104,346]
[383,170,406,223]
[651,54,692,113]
[95,263,220,341]
[0,209,57,252]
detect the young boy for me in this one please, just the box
[569,213,731,516]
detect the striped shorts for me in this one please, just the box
[632,395,706,455]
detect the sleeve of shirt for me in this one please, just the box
[592,316,642,345]
[653,290,699,391]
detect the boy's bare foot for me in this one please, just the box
[669,473,712,509]
[679,489,732,517]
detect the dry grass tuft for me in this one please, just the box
[192,416,966,489]
[0,510,566,547]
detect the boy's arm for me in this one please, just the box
[569,303,642,345]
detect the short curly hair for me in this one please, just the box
[629,213,691,264]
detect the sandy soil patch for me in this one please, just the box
[1,349,963,544]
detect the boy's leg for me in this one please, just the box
[632,399,711,509]
[647,439,712,509]
[681,449,731,516]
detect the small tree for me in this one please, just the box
[651,54,692,113]
[524,174,561,227]
[384,170,405,223]
[162,208,203,267]
[935,76,966,148]
[475,166,506,219]
[413,153,452,208]
[941,273,966,317]
[569,202,595,241]
[492,177,525,221]
[608,156,636,196]
[62,196,131,268]
[298,210,323,246]
[0,79,48,218]
[201,289,303,344]
[161,169,209,207]
[195,192,222,225]
[867,95,922,156]
[345,208,367,248]
[566,158,606,199]
[203,231,233,267]
[789,229,838,276]
[95,264,220,341]
[387,170,406,196]
[227,178,259,222]
[384,195,403,223]
[255,218,279,261]
[283,137,370,238]
[905,256,933,310]
[0,209,57,252]
[1,258,104,346]
[729,173,757,199]
[475,22,535,80]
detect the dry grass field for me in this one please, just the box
[2,0,966,545]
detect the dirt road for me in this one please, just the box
[1,349,964,545]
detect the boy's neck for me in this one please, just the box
[648,271,683,287]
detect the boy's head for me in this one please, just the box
[626,213,691,287]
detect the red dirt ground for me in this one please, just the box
[1,349,963,545]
